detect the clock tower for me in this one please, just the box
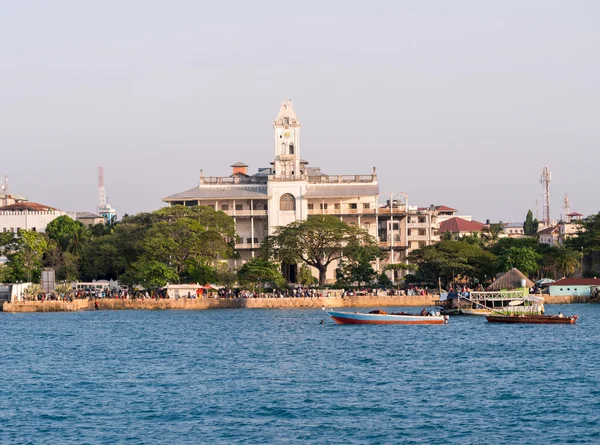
[273,99,302,179]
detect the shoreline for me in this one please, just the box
[0,294,591,313]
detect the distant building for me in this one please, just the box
[75,212,105,227]
[439,217,486,239]
[549,278,600,297]
[502,222,525,237]
[163,100,404,283]
[0,201,72,234]
[538,225,560,246]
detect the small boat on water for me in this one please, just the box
[324,309,449,325]
[485,314,577,324]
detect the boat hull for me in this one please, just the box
[326,310,447,325]
[485,315,576,324]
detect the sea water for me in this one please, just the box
[1,304,599,444]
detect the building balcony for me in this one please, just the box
[307,208,377,216]
[221,210,268,217]
[235,243,261,250]
[378,241,408,249]
[408,235,431,241]
[377,207,407,216]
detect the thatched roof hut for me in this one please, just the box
[487,268,534,291]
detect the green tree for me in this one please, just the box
[523,210,539,236]
[119,259,178,289]
[45,216,85,251]
[408,240,497,287]
[66,226,89,256]
[264,215,377,287]
[13,231,50,283]
[237,258,285,290]
[498,246,541,276]
[297,265,317,286]
[548,246,581,278]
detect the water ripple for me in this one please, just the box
[0,304,598,444]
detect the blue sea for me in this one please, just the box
[1,304,599,444]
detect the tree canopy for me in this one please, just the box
[263,215,378,287]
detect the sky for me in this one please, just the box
[1,1,598,223]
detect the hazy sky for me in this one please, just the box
[2,1,598,223]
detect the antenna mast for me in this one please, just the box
[539,165,551,227]
[97,167,106,213]
[563,193,570,222]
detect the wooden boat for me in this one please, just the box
[324,309,449,325]
[485,314,577,324]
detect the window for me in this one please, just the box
[418,216,426,223]
[320,203,328,210]
[281,142,286,154]
[418,229,426,236]
[350,203,358,209]
[419,241,426,248]
[236,204,243,211]
[363,203,370,209]
[392,223,399,230]
[334,203,340,210]
[284,117,289,125]
[408,229,413,236]
[308,204,314,210]
[280,193,296,211]
[289,144,294,155]
[221,204,229,211]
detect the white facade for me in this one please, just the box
[0,209,72,234]
[163,100,407,283]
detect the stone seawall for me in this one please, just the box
[1,294,591,313]
[2,295,438,313]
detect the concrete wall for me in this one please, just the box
[2,295,438,313]
[2,294,590,313]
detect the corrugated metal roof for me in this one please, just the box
[163,186,268,201]
[304,184,379,197]
[551,278,600,286]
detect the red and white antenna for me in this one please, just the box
[97,167,106,212]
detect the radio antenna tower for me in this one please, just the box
[563,193,571,221]
[540,165,551,227]
[97,167,106,213]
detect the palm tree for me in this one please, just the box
[484,224,503,246]
[553,246,581,278]
[66,226,88,256]
[24,283,42,301]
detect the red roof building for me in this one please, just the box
[0,202,57,212]
[439,217,486,236]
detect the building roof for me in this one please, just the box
[0,201,57,211]
[504,222,524,229]
[75,212,103,219]
[567,212,583,217]
[163,186,268,201]
[551,278,600,287]
[230,162,248,167]
[487,268,534,291]
[439,217,485,233]
[304,184,379,198]
[435,205,456,212]
[538,226,559,235]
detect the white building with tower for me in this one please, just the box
[163,100,408,283]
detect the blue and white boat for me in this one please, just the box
[324,309,448,325]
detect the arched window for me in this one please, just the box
[289,143,294,155]
[281,142,286,154]
[280,193,296,211]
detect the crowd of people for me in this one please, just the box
[22,284,442,302]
